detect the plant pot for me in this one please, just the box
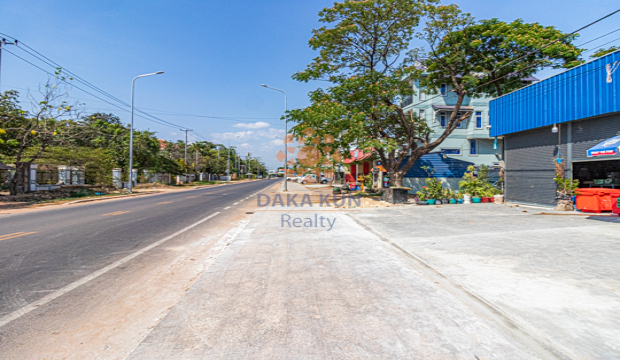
[481,197,490,203]
[441,199,449,204]
[449,199,457,204]
[426,199,436,205]
[494,195,504,204]
[489,197,495,203]
[554,199,574,211]
[457,199,464,204]
[472,197,482,203]
[463,194,472,204]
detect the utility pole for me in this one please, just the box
[0,38,18,90]
[195,149,199,174]
[180,128,192,180]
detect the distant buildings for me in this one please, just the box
[399,73,536,191]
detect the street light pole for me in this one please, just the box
[129,71,164,193]
[261,84,287,191]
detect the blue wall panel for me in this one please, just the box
[402,153,474,178]
[490,50,620,136]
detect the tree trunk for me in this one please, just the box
[9,162,30,196]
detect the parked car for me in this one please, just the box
[300,174,330,184]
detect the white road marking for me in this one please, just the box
[0,212,221,329]
[224,206,231,209]
[233,202,239,205]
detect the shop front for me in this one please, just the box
[490,50,620,206]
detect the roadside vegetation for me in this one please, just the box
[0,72,266,195]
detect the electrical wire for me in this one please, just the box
[0,83,286,127]
[406,8,620,109]
[490,62,609,112]
[2,36,288,131]
[583,36,620,54]
[2,47,184,130]
[575,27,620,48]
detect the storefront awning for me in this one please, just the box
[432,105,474,112]
[587,135,620,157]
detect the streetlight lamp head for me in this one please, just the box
[261,84,267,87]
[156,71,164,74]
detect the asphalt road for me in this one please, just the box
[0,179,278,323]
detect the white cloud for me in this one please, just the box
[269,139,283,146]
[170,132,177,136]
[211,131,255,142]
[233,121,271,129]
[257,127,285,139]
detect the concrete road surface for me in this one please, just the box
[0,179,278,359]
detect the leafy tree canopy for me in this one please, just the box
[287,0,583,187]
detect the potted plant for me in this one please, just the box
[457,192,464,204]
[415,190,427,205]
[448,190,457,204]
[481,188,490,203]
[441,188,450,204]
[417,177,443,205]
[459,166,480,204]
[554,175,579,211]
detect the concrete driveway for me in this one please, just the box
[352,204,620,359]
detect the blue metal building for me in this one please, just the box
[402,153,474,192]
[490,50,620,205]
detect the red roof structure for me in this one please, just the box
[343,149,373,164]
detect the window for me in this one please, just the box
[441,148,462,155]
[455,112,463,128]
[469,139,478,155]
[439,112,447,127]
[420,86,426,100]
[440,83,447,96]
[475,111,483,129]
[419,109,425,120]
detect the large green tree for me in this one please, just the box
[0,78,89,194]
[288,0,583,187]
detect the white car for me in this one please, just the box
[300,174,330,184]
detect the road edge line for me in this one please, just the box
[0,212,221,329]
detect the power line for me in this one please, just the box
[575,27,620,48]
[407,8,620,109]
[584,36,620,54]
[2,47,186,130]
[0,35,189,130]
[491,62,609,112]
[0,82,286,127]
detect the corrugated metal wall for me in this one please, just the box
[572,112,620,158]
[505,112,620,205]
[403,153,474,178]
[490,50,620,137]
[505,126,566,205]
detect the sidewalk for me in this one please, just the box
[352,204,620,359]
[277,180,311,193]
[128,208,540,359]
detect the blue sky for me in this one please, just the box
[1,0,619,169]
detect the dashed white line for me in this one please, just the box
[224,206,231,209]
[233,202,239,205]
